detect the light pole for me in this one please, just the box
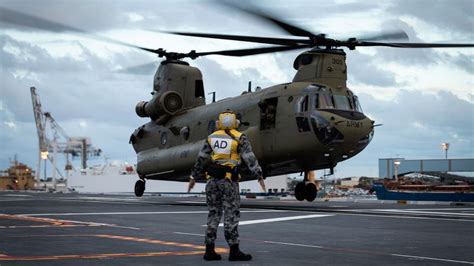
[441,143,449,159]
[394,159,401,182]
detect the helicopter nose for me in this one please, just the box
[310,113,344,145]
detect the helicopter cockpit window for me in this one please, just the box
[296,95,309,112]
[312,93,319,109]
[318,94,335,109]
[353,95,363,113]
[333,95,352,110]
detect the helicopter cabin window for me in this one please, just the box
[296,95,309,113]
[195,80,205,98]
[333,95,352,110]
[353,95,363,113]
[259,98,278,130]
[318,94,335,109]
[300,54,313,65]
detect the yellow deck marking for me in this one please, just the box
[0,251,204,261]
[0,214,72,225]
[95,234,228,253]
[0,234,228,261]
[0,214,138,230]
[0,224,100,229]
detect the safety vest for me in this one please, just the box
[207,129,242,179]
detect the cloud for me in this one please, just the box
[361,89,473,153]
[388,0,474,38]
[338,89,473,177]
[347,50,399,87]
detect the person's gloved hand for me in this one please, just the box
[188,176,196,192]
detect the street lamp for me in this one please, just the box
[394,159,401,182]
[441,143,449,159]
[40,151,49,160]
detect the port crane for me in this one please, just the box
[30,87,101,186]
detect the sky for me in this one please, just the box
[0,0,473,180]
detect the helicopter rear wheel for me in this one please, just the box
[295,182,306,201]
[135,179,145,197]
[305,183,317,202]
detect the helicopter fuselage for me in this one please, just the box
[131,80,374,182]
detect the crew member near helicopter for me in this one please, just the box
[188,110,265,261]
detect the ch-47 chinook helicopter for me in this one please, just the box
[2,5,472,201]
[129,6,474,200]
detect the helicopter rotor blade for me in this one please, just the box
[358,30,409,42]
[191,44,310,58]
[116,62,159,75]
[160,30,308,46]
[220,2,317,37]
[355,41,474,48]
[0,7,165,55]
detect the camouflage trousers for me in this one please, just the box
[204,177,240,246]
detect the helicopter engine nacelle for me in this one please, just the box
[135,91,184,120]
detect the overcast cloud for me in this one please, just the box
[0,0,472,180]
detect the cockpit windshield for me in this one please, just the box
[318,94,335,109]
[333,95,352,111]
[353,95,363,113]
[297,84,364,113]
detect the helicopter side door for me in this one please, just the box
[259,97,279,154]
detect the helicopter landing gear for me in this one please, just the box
[305,183,317,202]
[295,182,306,201]
[135,179,145,197]
[294,182,318,202]
[294,171,318,202]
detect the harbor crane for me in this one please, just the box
[30,87,101,186]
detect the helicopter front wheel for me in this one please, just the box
[135,179,145,197]
[305,183,317,202]
[294,182,306,201]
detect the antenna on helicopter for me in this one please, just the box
[208,92,216,103]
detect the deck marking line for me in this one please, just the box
[405,208,474,211]
[334,211,474,222]
[264,240,323,248]
[0,251,205,261]
[0,224,100,229]
[94,234,227,253]
[19,210,287,216]
[174,232,205,237]
[0,213,139,230]
[375,209,474,216]
[265,240,474,265]
[205,214,333,227]
[391,253,474,265]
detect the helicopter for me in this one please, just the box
[1,5,472,201]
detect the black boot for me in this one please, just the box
[228,244,252,261]
[203,243,222,261]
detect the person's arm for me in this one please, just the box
[188,140,212,192]
[238,135,266,192]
